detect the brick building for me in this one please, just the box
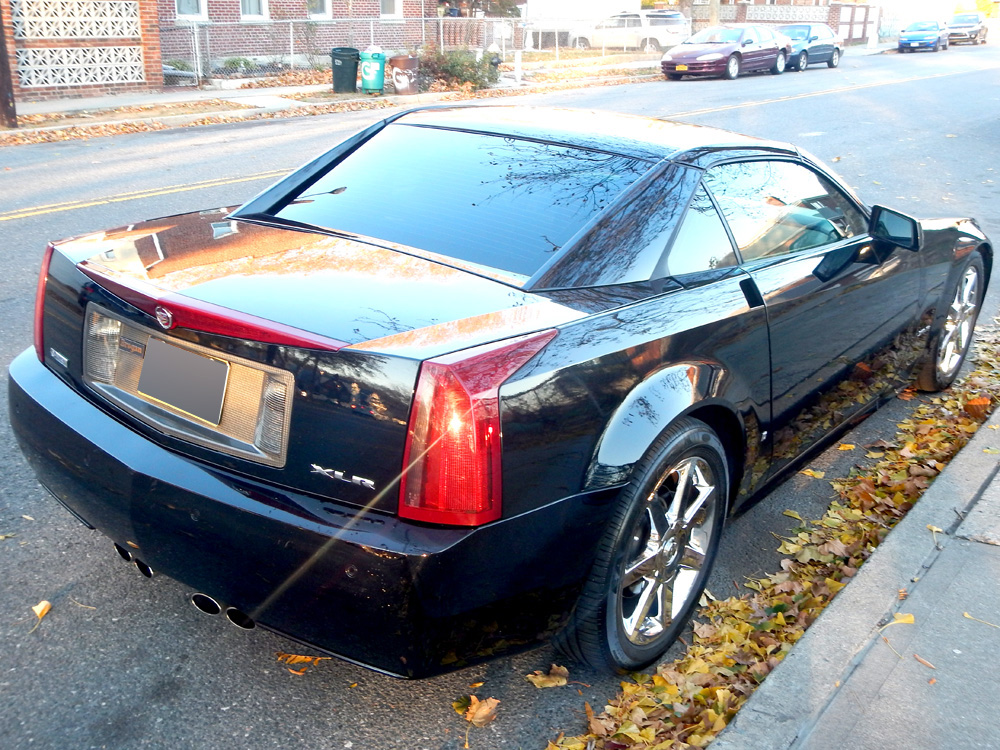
[2,0,162,101]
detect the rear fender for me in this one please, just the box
[583,362,740,491]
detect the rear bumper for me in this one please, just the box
[8,349,615,677]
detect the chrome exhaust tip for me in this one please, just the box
[190,593,223,616]
[133,559,153,578]
[225,607,255,630]
[113,543,133,562]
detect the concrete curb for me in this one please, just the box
[711,405,1000,749]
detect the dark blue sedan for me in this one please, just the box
[776,23,844,71]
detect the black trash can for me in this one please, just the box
[331,47,360,93]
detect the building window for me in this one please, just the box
[241,0,267,18]
[308,0,330,18]
[380,0,402,18]
[176,0,205,18]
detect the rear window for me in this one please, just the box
[272,124,650,279]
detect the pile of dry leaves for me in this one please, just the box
[547,319,1000,749]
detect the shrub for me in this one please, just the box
[417,49,499,92]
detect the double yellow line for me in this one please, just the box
[0,169,289,222]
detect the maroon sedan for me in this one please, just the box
[661,24,787,80]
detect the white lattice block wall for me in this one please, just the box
[16,46,145,86]
[11,0,141,40]
[746,6,827,23]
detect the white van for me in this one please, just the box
[570,11,692,52]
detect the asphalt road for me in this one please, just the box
[2,46,1000,750]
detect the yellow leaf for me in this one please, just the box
[452,695,472,716]
[468,681,484,689]
[22,515,35,521]
[800,469,826,479]
[526,664,569,689]
[963,612,1000,629]
[782,510,803,521]
[879,612,915,632]
[983,448,999,454]
[838,444,855,451]
[32,600,51,619]
[464,696,500,727]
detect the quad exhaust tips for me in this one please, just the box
[113,542,153,577]
[113,544,254,629]
[190,593,256,630]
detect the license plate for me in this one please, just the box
[138,337,230,425]
[676,64,688,71]
[910,42,920,47]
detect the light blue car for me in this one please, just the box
[898,21,949,52]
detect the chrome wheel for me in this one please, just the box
[797,51,808,71]
[937,264,980,378]
[618,455,719,645]
[725,54,740,80]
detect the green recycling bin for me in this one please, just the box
[330,47,359,93]
[359,50,386,94]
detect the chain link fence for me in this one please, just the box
[160,18,521,84]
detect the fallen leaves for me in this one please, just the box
[275,652,331,675]
[527,664,569,689]
[550,318,1000,749]
[963,611,1000,629]
[29,600,51,633]
[913,654,937,669]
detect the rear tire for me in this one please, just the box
[770,51,786,75]
[916,252,985,392]
[575,37,591,50]
[828,48,841,67]
[642,38,661,53]
[554,418,728,672]
[724,54,740,80]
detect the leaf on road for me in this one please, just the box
[800,469,826,479]
[983,448,999,454]
[452,695,472,716]
[527,664,569,689]
[914,654,936,669]
[963,612,1000,629]
[32,600,51,619]
[782,509,803,521]
[22,515,35,521]
[275,652,331,674]
[464,696,500,727]
[0,533,16,541]
[838,444,855,451]
[879,612,915,632]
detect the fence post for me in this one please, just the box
[289,21,295,69]
[192,22,203,85]
[439,17,443,49]
[370,20,374,47]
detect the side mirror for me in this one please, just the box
[870,205,922,251]
[743,38,752,46]
[810,35,819,42]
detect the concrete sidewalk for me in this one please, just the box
[713,407,1000,750]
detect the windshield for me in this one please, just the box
[952,14,979,24]
[777,25,809,41]
[904,22,938,32]
[685,27,742,44]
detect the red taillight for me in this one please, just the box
[399,329,557,526]
[34,244,55,363]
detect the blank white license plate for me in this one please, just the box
[910,42,920,47]
[137,338,230,425]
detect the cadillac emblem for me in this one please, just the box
[154,306,175,330]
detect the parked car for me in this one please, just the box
[661,24,788,79]
[570,10,691,52]
[776,22,844,70]
[949,12,988,45]
[898,20,950,52]
[9,106,990,677]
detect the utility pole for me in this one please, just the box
[0,3,17,128]
[708,0,720,26]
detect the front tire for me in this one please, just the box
[575,37,591,50]
[555,418,728,672]
[795,50,808,71]
[642,38,661,53]
[667,73,683,81]
[916,252,985,391]
[724,54,740,80]
[828,48,841,67]
[771,51,786,75]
